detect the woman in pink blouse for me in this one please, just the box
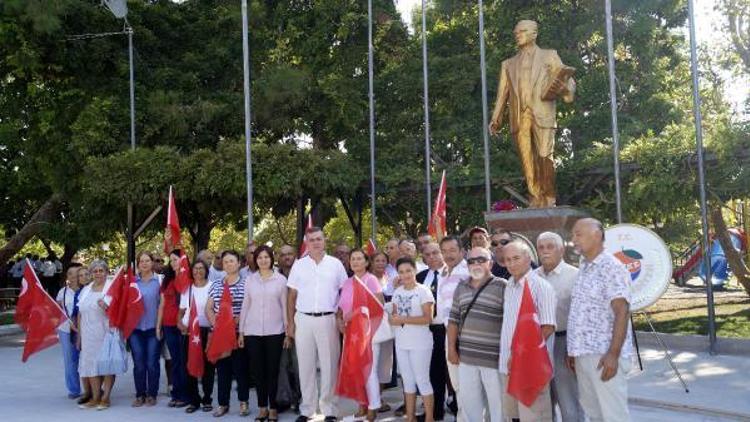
[238,245,290,422]
[336,249,386,422]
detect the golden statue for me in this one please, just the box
[489,20,576,208]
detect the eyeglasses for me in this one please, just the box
[491,239,511,247]
[467,256,490,265]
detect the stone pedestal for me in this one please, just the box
[484,206,590,260]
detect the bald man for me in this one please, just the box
[277,245,296,278]
[567,218,633,422]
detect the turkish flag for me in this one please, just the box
[186,296,204,378]
[15,260,68,362]
[164,185,182,254]
[106,266,144,339]
[206,283,237,363]
[365,238,378,256]
[298,213,313,257]
[335,276,384,405]
[507,279,553,407]
[174,253,192,294]
[428,170,447,241]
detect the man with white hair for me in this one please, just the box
[567,218,632,422]
[500,240,556,421]
[535,232,583,421]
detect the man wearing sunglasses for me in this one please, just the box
[490,230,514,279]
[447,247,505,422]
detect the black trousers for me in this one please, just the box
[429,324,448,419]
[183,327,215,407]
[246,334,285,409]
[216,342,250,407]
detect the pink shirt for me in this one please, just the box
[337,272,382,315]
[239,270,288,336]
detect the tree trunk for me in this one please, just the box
[191,214,214,258]
[0,194,63,264]
[60,243,78,271]
[710,205,750,297]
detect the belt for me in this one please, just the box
[300,311,334,317]
[555,330,567,337]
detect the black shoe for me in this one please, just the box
[295,416,310,422]
[324,417,337,422]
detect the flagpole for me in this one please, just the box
[421,0,432,219]
[478,0,491,212]
[367,0,377,240]
[687,0,717,355]
[126,23,136,269]
[241,0,255,239]
[604,0,623,224]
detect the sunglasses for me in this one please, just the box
[467,256,490,265]
[491,239,511,247]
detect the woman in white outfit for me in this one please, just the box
[76,259,115,410]
[390,256,435,422]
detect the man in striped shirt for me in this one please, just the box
[500,240,557,422]
[447,247,505,422]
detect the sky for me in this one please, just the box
[393,0,748,113]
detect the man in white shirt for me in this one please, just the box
[286,227,348,422]
[535,232,583,422]
[567,219,633,422]
[500,240,557,421]
[438,235,469,415]
[198,250,226,284]
[239,241,257,280]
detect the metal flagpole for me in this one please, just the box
[368,0,377,239]
[604,0,623,224]
[478,0,491,212]
[241,0,255,239]
[422,0,432,219]
[126,23,136,269]
[687,0,717,354]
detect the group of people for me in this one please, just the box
[5,253,63,296]
[52,217,632,422]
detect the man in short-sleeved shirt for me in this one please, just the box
[567,218,633,422]
[286,227,347,422]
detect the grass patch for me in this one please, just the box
[633,302,750,338]
[0,313,14,326]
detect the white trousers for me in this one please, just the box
[458,363,503,422]
[575,354,630,422]
[551,335,583,421]
[366,342,382,410]
[295,313,340,417]
[396,347,433,395]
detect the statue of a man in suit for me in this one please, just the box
[489,20,576,208]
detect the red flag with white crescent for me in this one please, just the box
[298,213,313,258]
[106,266,144,339]
[507,278,553,407]
[427,170,447,241]
[187,295,204,378]
[164,185,182,254]
[206,283,237,363]
[15,259,68,362]
[335,276,385,405]
[174,253,192,294]
[365,238,378,256]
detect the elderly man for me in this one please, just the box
[197,249,226,284]
[286,227,348,422]
[447,247,505,422]
[416,242,449,420]
[535,232,583,422]
[500,240,556,422]
[438,235,469,415]
[239,241,258,280]
[277,244,296,278]
[567,219,633,422]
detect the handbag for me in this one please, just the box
[96,329,129,375]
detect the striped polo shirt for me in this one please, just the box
[448,276,505,369]
[208,277,246,316]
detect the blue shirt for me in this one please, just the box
[136,275,161,331]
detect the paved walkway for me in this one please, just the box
[0,332,746,421]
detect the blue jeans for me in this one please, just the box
[129,328,161,398]
[164,326,189,402]
[58,330,80,396]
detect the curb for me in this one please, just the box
[630,397,750,421]
[0,324,22,337]
[635,331,750,356]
